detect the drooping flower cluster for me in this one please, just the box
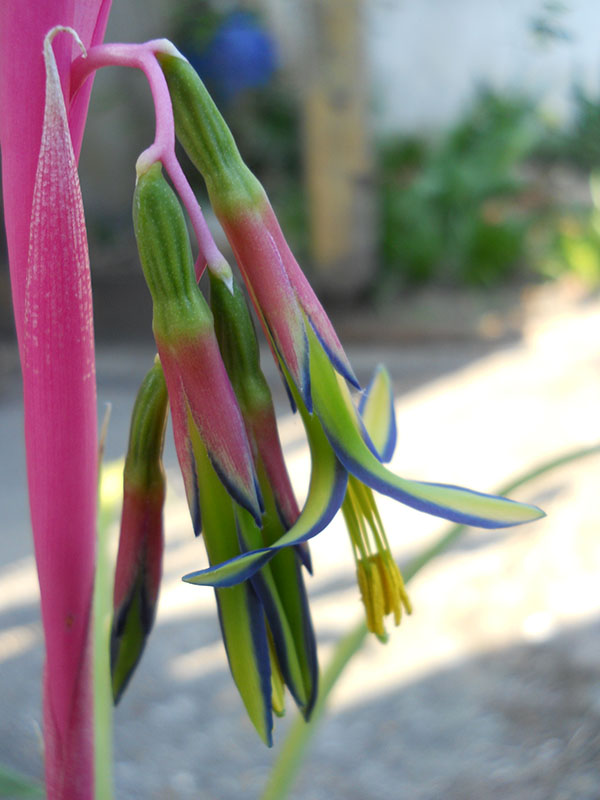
[1,14,546,790]
[111,47,544,744]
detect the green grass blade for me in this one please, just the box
[0,765,44,798]
[94,457,123,800]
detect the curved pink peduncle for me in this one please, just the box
[71,40,226,281]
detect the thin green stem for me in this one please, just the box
[261,443,600,800]
[93,412,122,800]
[261,623,367,800]
[0,764,43,798]
[93,492,116,800]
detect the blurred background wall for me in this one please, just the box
[367,0,600,133]
[267,0,600,133]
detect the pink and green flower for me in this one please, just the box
[133,161,263,527]
[152,51,544,592]
[111,359,168,703]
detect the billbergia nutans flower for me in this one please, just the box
[128,156,319,744]
[154,50,544,597]
[159,51,359,412]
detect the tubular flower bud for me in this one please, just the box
[209,270,318,714]
[209,270,300,532]
[158,52,358,411]
[111,359,168,702]
[133,161,262,528]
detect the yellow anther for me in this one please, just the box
[343,477,412,640]
[372,552,399,620]
[381,551,412,621]
[356,558,387,640]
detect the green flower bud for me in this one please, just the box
[133,161,212,340]
[111,359,169,703]
[209,271,271,419]
[157,53,262,210]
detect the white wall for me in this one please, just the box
[264,0,600,134]
[367,0,600,132]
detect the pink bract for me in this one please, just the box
[0,4,111,797]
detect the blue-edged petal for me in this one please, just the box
[214,580,273,746]
[308,326,545,529]
[172,335,264,527]
[189,422,273,744]
[182,385,348,588]
[236,506,316,715]
[222,210,313,411]
[270,545,318,717]
[259,206,360,390]
[251,460,319,719]
[358,365,397,463]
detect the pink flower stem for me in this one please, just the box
[70,40,227,282]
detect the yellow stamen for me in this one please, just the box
[342,477,411,639]
[356,558,386,640]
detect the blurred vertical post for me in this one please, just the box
[303,0,375,297]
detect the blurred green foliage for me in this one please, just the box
[0,765,43,798]
[536,86,600,172]
[536,173,600,285]
[379,87,600,289]
[379,90,546,287]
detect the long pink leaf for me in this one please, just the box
[21,30,98,798]
[0,1,111,338]
[1,5,111,797]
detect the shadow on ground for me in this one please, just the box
[2,592,599,799]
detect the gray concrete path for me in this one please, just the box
[1,293,599,799]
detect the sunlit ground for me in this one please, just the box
[1,290,599,798]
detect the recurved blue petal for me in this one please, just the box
[358,365,397,463]
[308,326,545,529]
[182,383,347,588]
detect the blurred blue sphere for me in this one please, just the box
[190,12,278,103]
